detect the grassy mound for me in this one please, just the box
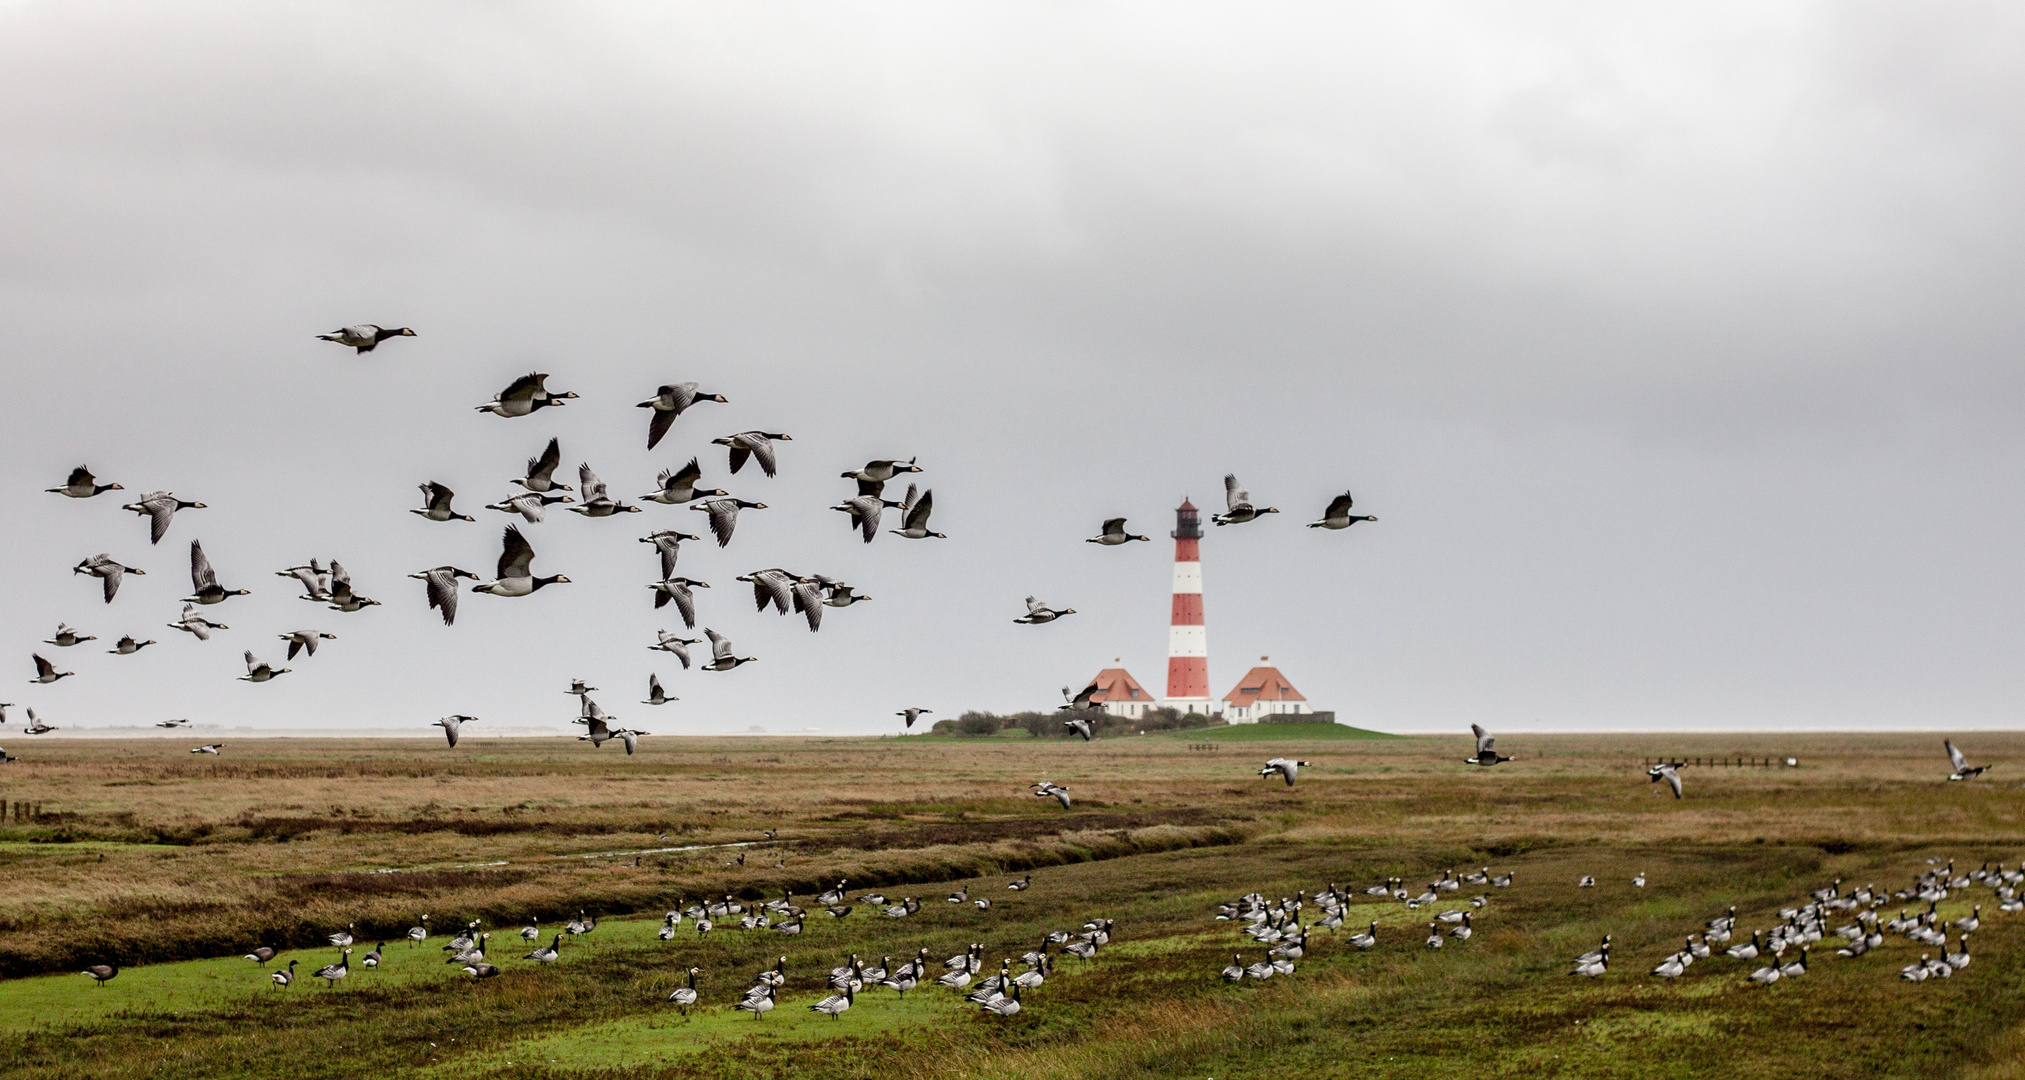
[1154,722,1403,741]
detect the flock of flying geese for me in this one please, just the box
[10,322,1377,757]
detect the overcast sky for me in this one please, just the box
[2,2,2022,737]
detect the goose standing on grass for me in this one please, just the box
[890,485,946,539]
[30,654,73,684]
[644,674,675,706]
[186,542,249,605]
[642,461,722,506]
[651,631,701,668]
[314,950,351,987]
[280,630,336,660]
[898,708,931,729]
[1007,876,1031,892]
[1348,922,1379,949]
[462,962,499,979]
[1016,597,1076,624]
[568,464,640,517]
[48,466,122,499]
[691,496,767,547]
[1945,740,1988,781]
[361,943,384,968]
[1464,724,1512,766]
[1212,474,1277,526]
[81,964,118,987]
[1307,492,1377,530]
[473,526,569,598]
[514,437,572,493]
[1578,876,1596,888]
[1086,518,1150,545]
[1725,931,1761,961]
[411,566,478,626]
[45,624,95,647]
[525,934,562,963]
[1425,923,1444,949]
[700,629,756,672]
[1260,758,1311,787]
[1632,872,1646,888]
[1648,762,1685,799]
[638,384,728,449]
[735,984,774,1019]
[982,982,1022,1015]
[75,554,144,604]
[124,491,206,544]
[240,651,290,683]
[409,916,431,944]
[190,744,223,755]
[641,530,701,579]
[1449,913,1473,941]
[270,959,297,988]
[108,635,155,655]
[434,715,476,748]
[476,372,576,418]
[667,967,703,1012]
[244,947,277,964]
[412,482,476,522]
[329,924,356,948]
[649,577,709,627]
[713,431,792,477]
[317,324,415,353]
[1778,946,1809,979]
[486,490,573,523]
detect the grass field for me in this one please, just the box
[0,729,2021,1079]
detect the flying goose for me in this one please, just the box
[108,635,155,655]
[48,466,122,499]
[191,744,223,754]
[269,960,297,988]
[713,431,791,477]
[21,709,56,734]
[123,491,206,544]
[278,560,330,601]
[1032,781,1072,808]
[1307,492,1377,530]
[322,561,379,612]
[1648,762,1684,799]
[649,577,708,628]
[1212,474,1278,526]
[487,490,573,524]
[1086,518,1150,545]
[29,654,72,684]
[642,459,721,505]
[412,482,475,522]
[700,629,756,671]
[434,715,476,747]
[476,372,576,417]
[667,967,703,1012]
[640,530,701,578]
[240,651,290,683]
[524,933,562,963]
[472,526,570,597]
[841,458,922,484]
[314,949,351,987]
[185,541,249,605]
[890,485,945,539]
[410,566,478,625]
[568,463,640,517]
[1260,758,1311,787]
[650,631,701,668]
[317,324,414,352]
[74,554,144,603]
[615,728,645,755]
[45,624,94,647]
[81,964,119,987]
[1063,717,1094,741]
[1062,682,1100,711]
[1945,740,1987,781]
[832,492,904,543]
[644,674,675,705]
[575,700,619,746]
[1015,597,1075,624]
[514,437,572,493]
[691,496,767,547]
[738,568,800,617]
[279,631,336,660]
[898,708,931,729]
[1464,724,1511,766]
[638,383,728,449]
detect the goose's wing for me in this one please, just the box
[499,526,536,579]
[145,493,177,543]
[855,476,888,499]
[67,466,94,488]
[851,497,880,542]
[1325,492,1355,518]
[530,437,561,481]
[725,439,751,475]
[500,372,547,403]
[1664,767,1682,799]
[425,569,460,625]
[793,582,824,631]
[704,501,738,547]
[509,493,545,523]
[647,405,678,449]
[442,717,460,747]
[1224,473,1248,511]
[1471,724,1493,754]
[190,540,217,590]
[1946,740,1969,773]
[648,673,663,697]
[669,582,697,628]
[1101,517,1126,536]
[619,729,639,755]
[243,650,261,674]
[758,571,793,615]
[32,654,54,678]
[671,456,703,490]
[328,561,353,602]
[706,628,734,660]
[578,464,607,503]
[741,433,779,478]
[904,489,934,530]
[900,483,920,512]
[654,534,682,579]
[1027,596,1045,615]
[667,639,692,669]
[100,562,123,603]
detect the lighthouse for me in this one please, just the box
[1164,499,1214,713]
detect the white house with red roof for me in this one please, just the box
[1221,658,1309,723]
[1083,661,1156,719]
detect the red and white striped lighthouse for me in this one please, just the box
[1164,498,1213,713]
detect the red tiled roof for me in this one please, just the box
[1222,666,1305,703]
[1087,667,1152,702]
